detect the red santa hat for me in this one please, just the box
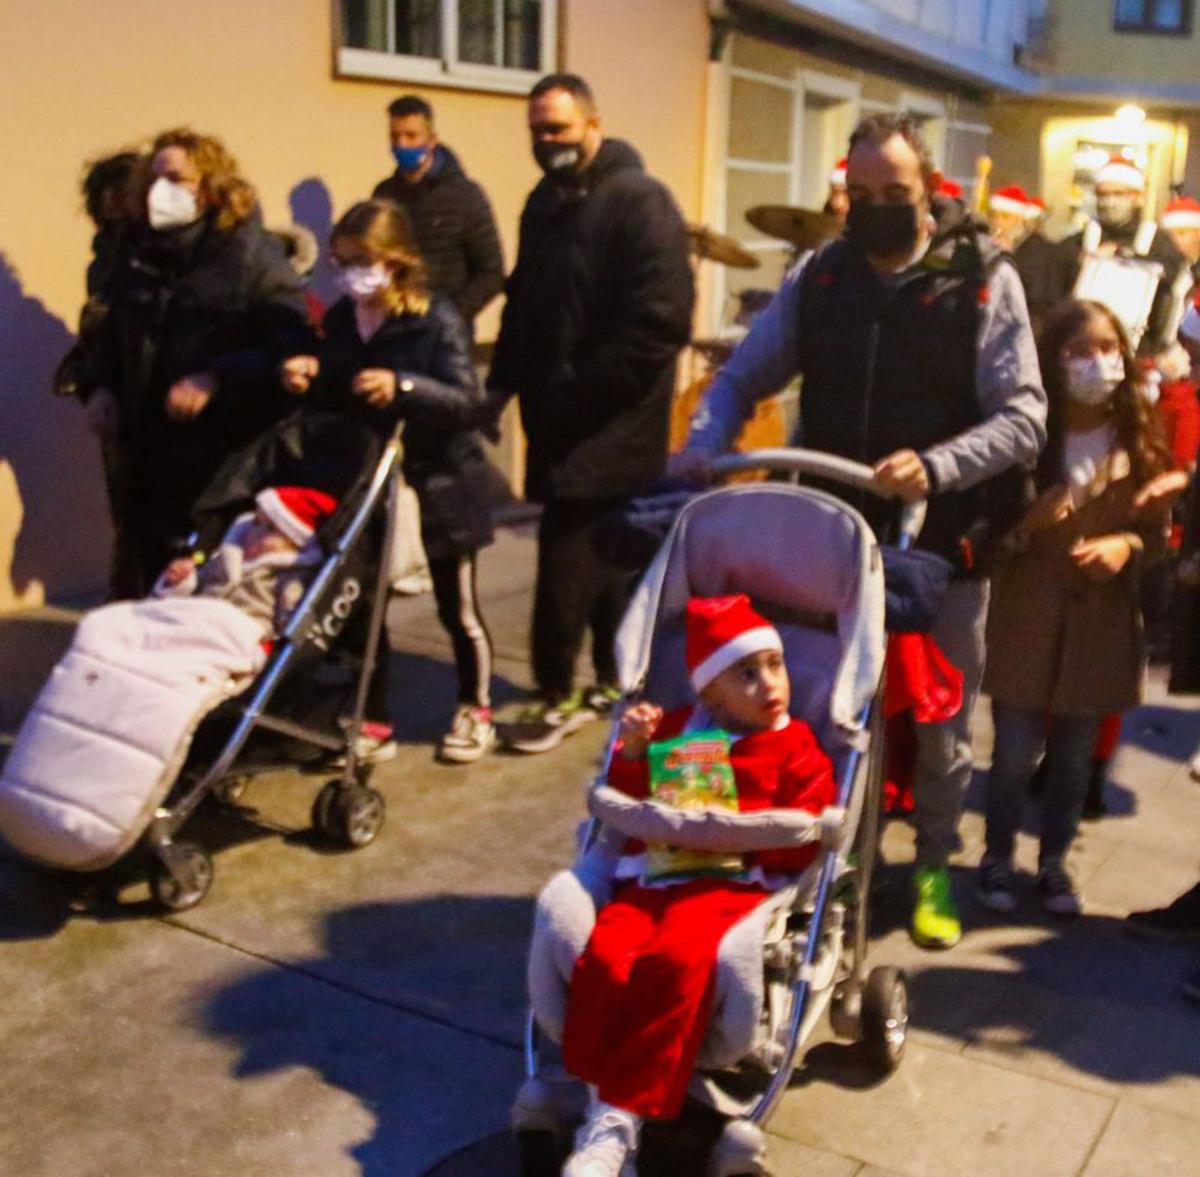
[1162,195,1200,230]
[255,486,337,546]
[686,594,783,693]
[1024,195,1047,220]
[1094,154,1145,192]
[829,157,847,187]
[990,184,1031,217]
[937,178,963,200]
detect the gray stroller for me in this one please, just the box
[515,450,923,1176]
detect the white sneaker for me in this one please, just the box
[562,1107,639,1177]
[437,705,496,764]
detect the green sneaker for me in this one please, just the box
[501,690,597,754]
[911,865,962,949]
[583,683,623,715]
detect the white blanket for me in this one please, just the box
[0,598,267,871]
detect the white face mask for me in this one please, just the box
[336,262,390,301]
[147,176,200,230]
[1064,352,1125,405]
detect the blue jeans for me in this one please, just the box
[985,702,1101,868]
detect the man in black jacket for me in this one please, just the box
[373,95,504,333]
[489,73,694,753]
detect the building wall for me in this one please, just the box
[0,0,709,611]
[1044,0,1199,85]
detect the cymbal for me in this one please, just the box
[745,205,839,250]
[687,223,761,269]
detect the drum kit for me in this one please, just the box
[684,204,839,366]
[670,204,840,459]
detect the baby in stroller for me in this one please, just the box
[541,593,836,1177]
[153,484,337,639]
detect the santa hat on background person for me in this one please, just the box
[937,178,963,200]
[686,594,784,693]
[1162,195,1200,230]
[829,157,847,188]
[1024,195,1047,221]
[1094,154,1146,192]
[990,184,1031,217]
[255,486,337,546]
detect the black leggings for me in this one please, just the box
[365,551,493,723]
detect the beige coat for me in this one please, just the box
[984,455,1167,715]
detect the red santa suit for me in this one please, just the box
[561,704,836,1118]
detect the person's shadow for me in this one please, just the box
[289,177,339,311]
[202,893,533,1176]
[0,254,110,607]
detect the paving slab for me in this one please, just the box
[1080,1100,1200,1176]
[771,1040,1114,1177]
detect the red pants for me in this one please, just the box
[561,877,768,1119]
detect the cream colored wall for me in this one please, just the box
[0,0,710,611]
[1046,0,1199,84]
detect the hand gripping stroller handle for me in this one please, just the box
[709,447,927,544]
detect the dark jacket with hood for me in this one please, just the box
[373,145,504,329]
[305,296,493,560]
[489,138,695,502]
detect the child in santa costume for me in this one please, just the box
[557,594,836,1177]
[154,484,336,639]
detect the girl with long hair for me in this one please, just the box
[979,298,1178,917]
[281,200,496,763]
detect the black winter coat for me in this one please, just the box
[489,139,694,502]
[1013,230,1065,333]
[89,210,310,576]
[306,296,494,560]
[373,145,504,329]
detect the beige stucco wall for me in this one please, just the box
[0,0,710,611]
[1045,0,1200,85]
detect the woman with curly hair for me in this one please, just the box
[81,127,309,595]
[978,298,1181,918]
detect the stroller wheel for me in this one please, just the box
[861,966,908,1073]
[313,781,386,849]
[149,842,214,912]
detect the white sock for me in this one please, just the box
[586,1090,641,1133]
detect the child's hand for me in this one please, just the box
[618,702,663,760]
[352,368,397,408]
[163,557,195,586]
[1071,535,1133,582]
[1133,469,1189,517]
[281,355,319,395]
[165,373,214,421]
[1019,484,1072,537]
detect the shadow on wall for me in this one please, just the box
[288,177,339,312]
[0,255,110,609]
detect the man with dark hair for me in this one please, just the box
[373,93,504,332]
[673,112,1047,951]
[489,73,694,754]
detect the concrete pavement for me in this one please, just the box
[1,523,1198,1177]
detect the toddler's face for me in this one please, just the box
[701,648,790,732]
[242,509,299,562]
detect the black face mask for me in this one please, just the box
[846,200,920,259]
[533,140,585,181]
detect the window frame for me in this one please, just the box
[335,0,558,95]
[1113,0,1193,36]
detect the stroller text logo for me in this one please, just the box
[309,578,362,650]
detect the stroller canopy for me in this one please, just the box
[615,483,886,748]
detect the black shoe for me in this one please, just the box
[1126,883,1200,942]
[1080,759,1107,821]
[1029,755,1048,798]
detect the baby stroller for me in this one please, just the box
[0,412,404,912]
[517,450,924,1176]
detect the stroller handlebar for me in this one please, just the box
[709,447,927,543]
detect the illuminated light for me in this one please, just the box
[1116,104,1146,125]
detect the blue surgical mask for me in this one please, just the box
[392,144,428,174]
